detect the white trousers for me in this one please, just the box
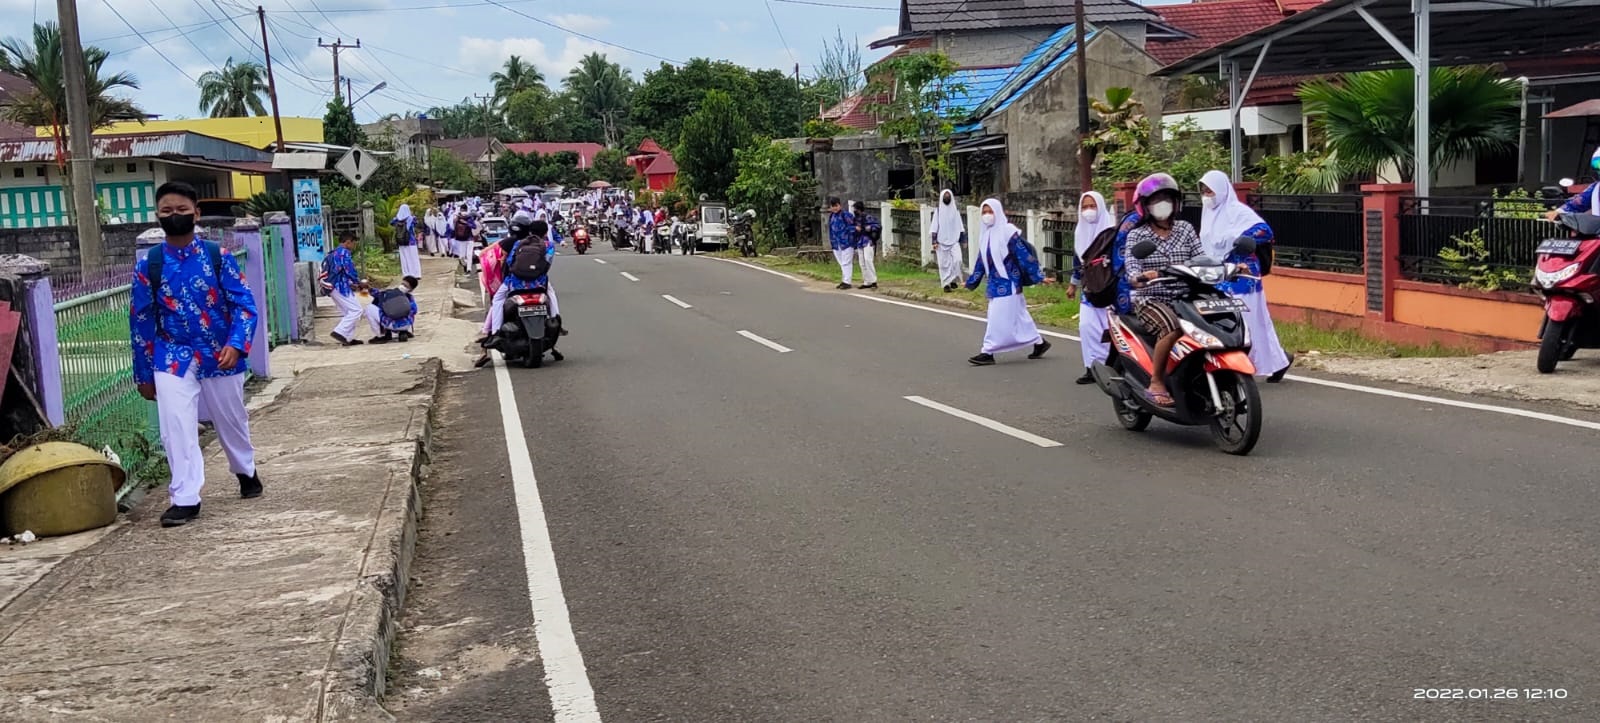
[833,247,856,285]
[981,292,1042,354]
[936,244,964,286]
[155,368,254,506]
[398,245,421,279]
[1078,300,1111,368]
[1240,289,1291,376]
[857,244,878,285]
[488,283,558,333]
[332,290,366,339]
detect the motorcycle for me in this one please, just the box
[484,287,564,369]
[671,217,695,255]
[612,221,633,250]
[731,208,758,257]
[654,223,672,254]
[572,226,592,255]
[1089,237,1264,455]
[1534,211,1600,372]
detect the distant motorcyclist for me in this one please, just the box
[1547,148,1600,220]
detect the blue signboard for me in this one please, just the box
[293,178,326,262]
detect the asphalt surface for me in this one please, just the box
[397,245,1600,721]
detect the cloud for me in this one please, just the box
[455,36,621,79]
[549,14,611,33]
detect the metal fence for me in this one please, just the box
[261,224,294,345]
[1398,196,1545,285]
[1255,194,1365,274]
[1040,217,1074,276]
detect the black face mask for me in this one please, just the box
[158,213,196,237]
[943,197,952,205]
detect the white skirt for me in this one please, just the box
[936,244,963,286]
[1240,289,1290,376]
[1078,299,1110,367]
[981,292,1041,354]
[398,245,421,278]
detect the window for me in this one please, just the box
[127,163,137,173]
[102,164,113,173]
[36,166,45,177]
[11,168,21,178]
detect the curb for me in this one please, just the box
[320,357,443,722]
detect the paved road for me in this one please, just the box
[395,245,1600,721]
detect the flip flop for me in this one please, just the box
[1143,388,1175,408]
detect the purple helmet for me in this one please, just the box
[1135,173,1180,202]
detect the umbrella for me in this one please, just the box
[522,184,545,193]
[587,180,613,189]
[498,187,528,197]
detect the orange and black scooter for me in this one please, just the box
[1089,237,1265,455]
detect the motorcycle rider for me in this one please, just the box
[1546,148,1600,220]
[1122,173,1203,409]
[476,212,564,367]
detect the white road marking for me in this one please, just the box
[855,290,1600,433]
[594,258,607,265]
[903,395,1063,448]
[702,255,801,281]
[737,330,793,353]
[620,271,640,282]
[662,294,692,309]
[490,356,602,721]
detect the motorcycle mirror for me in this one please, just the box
[1131,240,1158,259]
[1233,236,1257,256]
[1560,178,1576,188]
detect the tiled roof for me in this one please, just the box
[644,153,678,176]
[902,0,1158,33]
[1148,0,1293,67]
[637,138,666,154]
[0,71,35,139]
[431,137,496,160]
[820,93,886,131]
[502,141,605,168]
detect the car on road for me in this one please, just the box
[696,202,729,251]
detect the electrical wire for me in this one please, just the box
[143,0,221,67]
[484,0,684,66]
[764,0,800,67]
[99,0,199,83]
[772,0,896,8]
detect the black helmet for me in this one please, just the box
[508,211,535,239]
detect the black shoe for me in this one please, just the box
[238,473,263,499]
[370,333,394,345]
[863,283,878,289]
[474,353,493,368]
[836,283,852,290]
[1075,369,1095,385]
[397,331,413,342]
[160,504,201,527]
[550,349,565,362]
[943,284,955,293]
[331,332,363,346]
[1028,340,1052,359]
[968,353,996,366]
[1267,353,1294,383]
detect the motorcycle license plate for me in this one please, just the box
[1194,297,1247,314]
[518,305,548,317]
[1537,238,1583,256]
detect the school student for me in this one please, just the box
[364,275,419,343]
[322,233,368,346]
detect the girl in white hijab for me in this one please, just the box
[964,198,1049,365]
[1199,170,1292,381]
[1067,191,1116,383]
[392,204,423,279]
[931,189,967,291]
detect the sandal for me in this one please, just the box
[1143,388,1175,408]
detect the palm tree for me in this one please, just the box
[491,55,545,104]
[563,53,632,146]
[196,57,268,118]
[0,22,143,180]
[1299,66,1519,182]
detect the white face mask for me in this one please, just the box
[1148,201,1174,221]
[1204,195,1221,210]
[1080,208,1099,224]
[981,212,996,226]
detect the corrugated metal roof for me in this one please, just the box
[941,66,1017,117]
[905,0,1157,33]
[0,130,272,164]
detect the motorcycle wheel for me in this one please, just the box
[577,246,587,255]
[1537,318,1574,373]
[1111,364,1152,431]
[1209,372,1262,456]
[523,346,543,369]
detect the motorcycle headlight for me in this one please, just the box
[1179,319,1226,349]
[1194,266,1225,285]
[1535,264,1580,287]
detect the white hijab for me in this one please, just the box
[1198,169,1264,259]
[1073,191,1115,258]
[394,203,413,223]
[933,189,964,248]
[979,198,1018,279]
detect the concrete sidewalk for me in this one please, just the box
[0,258,470,720]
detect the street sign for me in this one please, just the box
[335,146,380,188]
[293,177,326,262]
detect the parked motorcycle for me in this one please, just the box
[484,287,564,369]
[670,216,695,255]
[612,220,633,250]
[1534,211,1600,372]
[732,208,758,258]
[1090,237,1263,455]
[572,226,592,255]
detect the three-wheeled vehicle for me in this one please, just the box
[696,202,729,251]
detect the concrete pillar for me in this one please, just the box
[361,201,376,241]
[966,204,982,273]
[1361,183,1412,322]
[237,217,272,377]
[877,201,893,260]
[919,203,933,268]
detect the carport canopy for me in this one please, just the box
[1156,0,1600,194]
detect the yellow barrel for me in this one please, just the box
[0,442,126,537]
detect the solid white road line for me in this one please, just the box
[737,330,793,353]
[702,255,801,281]
[491,356,602,722]
[857,291,1600,433]
[594,258,608,264]
[662,294,693,309]
[904,395,1063,448]
[620,271,640,282]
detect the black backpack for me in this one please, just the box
[1079,227,1121,308]
[506,240,550,282]
[375,289,413,320]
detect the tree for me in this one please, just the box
[505,87,565,141]
[865,52,965,200]
[491,55,546,105]
[426,99,510,140]
[728,139,817,249]
[677,89,752,199]
[429,148,480,192]
[0,22,143,178]
[323,96,365,148]
[564,53,632,146]
[749,68,805,140]
[591,147,634,185]
[196,57,268,118]
[1298,66,1519,182]
[810,27,863,109]
[633,58,756,145]
[1092,115,1230,197]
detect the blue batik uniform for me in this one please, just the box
[1110,210,1141,313]
[503,239,550,291]
[965,232,1044,299]
[322,246,360,295]
[828,211,856,251]
[1217,222,1273,296]
[130,238,259,385]
[855,213,881,249]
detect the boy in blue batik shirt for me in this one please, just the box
[827,196,857,289]
[130,181,264,527]
[853,200,881,289]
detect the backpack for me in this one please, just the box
[147,240,223,296]
[375,289,413,320]
[506,240,550,282]
[1079,227,1122,308]
[453,216,471,241]
[1010,236,1043,287]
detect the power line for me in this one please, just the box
[99,0,198,83]
[89,15,250,43]
[763,0,800,67]
[484,0,685,65]
[241,0,543,13]
[772,0,896,8]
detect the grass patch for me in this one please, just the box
[356,242,401,287]
[1275,321,1474,358]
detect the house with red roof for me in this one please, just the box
[503,141,607,169]
[627,139,678,191]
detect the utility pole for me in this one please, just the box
[318,38,360,101]
[258,6,285,152]
[475,93,496,191]
[56,0,102,269]
[346,78,353,109]
[795,62,803,129]
[1074,0,1093,195]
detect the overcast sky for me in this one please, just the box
[1,0,911,124]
